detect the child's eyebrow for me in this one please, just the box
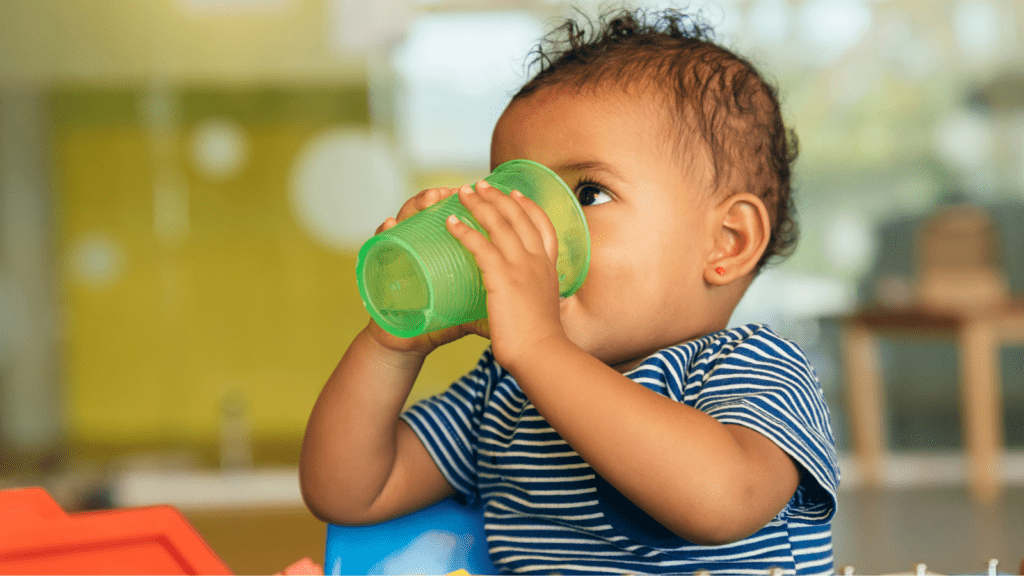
[555,160,626,183]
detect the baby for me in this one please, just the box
[301,6,839,575]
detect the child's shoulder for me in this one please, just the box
[697,323,807,359]
[651,323,798,359]
[634,323,815,381]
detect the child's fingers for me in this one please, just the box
[379,185,455,235]
[468,181,547,257]
[457,184,525,257]
[394,188,439,222]
[395,187,456,222]
[511,189,559,264]
[445,211,501,269]
[423,186,459,208]
[374,216,399,235]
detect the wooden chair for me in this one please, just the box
[840,203,1024,503]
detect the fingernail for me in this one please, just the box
[462,184,474,194]
[448,214,460,224]
[477,179,489,189]
[512,189,524,198]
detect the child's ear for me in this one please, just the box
[704,192,770,285]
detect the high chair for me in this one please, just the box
[840,203,1024,503]
[324,497,496,575]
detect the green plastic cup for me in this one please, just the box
[356,159,590,338]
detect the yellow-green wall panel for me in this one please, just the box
[53,87,488,456]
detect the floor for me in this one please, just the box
[183,506,326,575]
[831,487,1024,575]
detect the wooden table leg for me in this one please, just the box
[958,319,1004,504]
[842,323,885,489]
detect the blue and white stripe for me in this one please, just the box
[401,324,840,575]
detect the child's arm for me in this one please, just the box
[446,181,802,546]
[300,187,479,526]
[503,340,800,546]
[299,326,454,525]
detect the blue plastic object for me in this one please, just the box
[324,497,498,575]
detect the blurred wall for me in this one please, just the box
[0,0,365,85]
[3,0,1024,467]
[52,86,367,453]
[0,0,490,464]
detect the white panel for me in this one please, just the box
[390,11,543,169]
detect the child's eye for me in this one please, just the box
[575,182,612,206]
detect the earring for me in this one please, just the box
[715,267,726,276]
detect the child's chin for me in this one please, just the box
[563,326,611,363]
[558,319,587,348]
[557,294,585,321]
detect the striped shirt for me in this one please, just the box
[401,324,840,575]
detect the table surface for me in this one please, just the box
[829,297,1024,332]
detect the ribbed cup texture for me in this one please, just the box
[357,159,590,338]
[359,194,487,337]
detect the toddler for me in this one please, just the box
[301,6,839,575]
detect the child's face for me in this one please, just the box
[490,85,727,372]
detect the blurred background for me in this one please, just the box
[1,0,1023,573]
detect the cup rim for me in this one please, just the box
[489,159,591,298]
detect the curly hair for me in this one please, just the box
[511,5,799,272]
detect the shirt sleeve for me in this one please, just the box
[695,326,840,523]
[399,347,498,505]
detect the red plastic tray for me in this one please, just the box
[0,487,232,575]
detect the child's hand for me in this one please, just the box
[445,180,565,371]
[366,186,488,357]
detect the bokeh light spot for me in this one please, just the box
[68,234,127,289]
[289,128,406,252]
[797,0,872,65]
[190,118,250,181]
[824,212,877,276]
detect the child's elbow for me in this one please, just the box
[685,521,757,547]
[299,469,382,527]
[684,472,796,545]
[665,498,772,546]
[299,464,351,526]
[300,484,363,526]
[303,497,333,525]
[299,472,335,524]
